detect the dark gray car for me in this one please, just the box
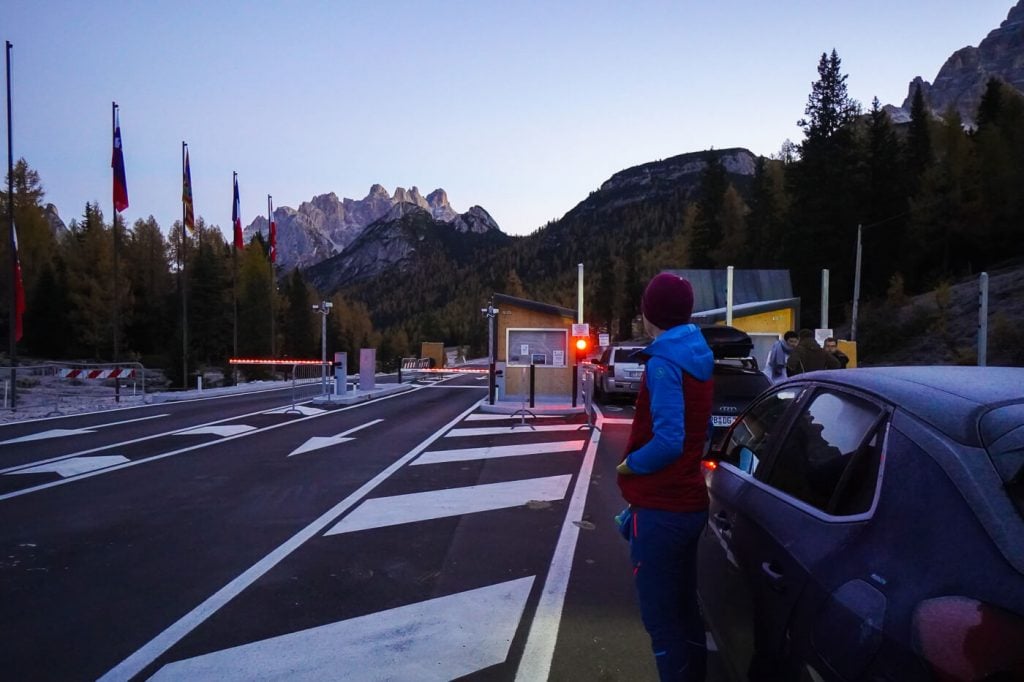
[699,366,1024,681]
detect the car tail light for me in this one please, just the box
[702,460,718,471]
[607,365,614,377]
[912,596,1024,681]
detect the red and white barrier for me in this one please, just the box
[59,368,136,380]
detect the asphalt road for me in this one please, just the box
[0,375,722,681]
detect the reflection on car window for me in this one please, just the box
[723,388,802,474]
[766,390,882,515]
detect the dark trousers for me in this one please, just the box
[629,507,708,682]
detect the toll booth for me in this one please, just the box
[492,293,579,401]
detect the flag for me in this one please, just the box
[111,109,129,212]
[269,216,276,263]
[182,149,195,233]
[12,224,25,342]
[232,174,243,249]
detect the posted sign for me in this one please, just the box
[571,323,590,336]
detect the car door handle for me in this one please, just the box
[712,511,731,531]
[761,561,785,591]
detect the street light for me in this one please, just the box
[312,300,334,395]
[481,301,500,405]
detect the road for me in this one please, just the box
[0,374,716,681]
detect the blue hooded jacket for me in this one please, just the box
[624,323,714,474]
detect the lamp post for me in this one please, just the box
[312,300,333,395]
[481,301,500,405]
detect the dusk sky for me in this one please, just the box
[4,1,1017,239]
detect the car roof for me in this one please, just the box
[786,366,1024,447]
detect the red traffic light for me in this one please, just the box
[574,337,589,352]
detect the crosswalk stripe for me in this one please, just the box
[464,413,561,422]
[150,577,535,681]
[445,424,583,437]
[324,475,572,535]
[414,440,585,465]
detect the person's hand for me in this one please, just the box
[616,460,636,475]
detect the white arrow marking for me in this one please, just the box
[0,413,170,446]
[445,424,583,437]
[0,429,94,445]
[288,419,384,457]
[150,577,534,681]
[263,405,325,416]
[174,425,256,437]
[6,455,130,477]
[414,440,585,465]
[325,474,571,535]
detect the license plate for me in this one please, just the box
[626,370,642,378]
[712,415,736,427]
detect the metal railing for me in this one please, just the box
[1,362,146,416]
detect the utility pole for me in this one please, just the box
[851,224,862,342]
[5,41,16,409]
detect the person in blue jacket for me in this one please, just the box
[616,272,715,682]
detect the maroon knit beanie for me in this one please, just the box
[641,273,694,330]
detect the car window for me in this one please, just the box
[764,390,883,515]
[613,349,641,363]
[720,387,803,474]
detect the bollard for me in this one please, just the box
[572,364,578,407]
[115,379,121,403]
[529,363,536,408]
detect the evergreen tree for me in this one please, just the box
[189,223,233,366]
[906,83,933,186]
[797,50,861,144]
[862,98,910,298]
[281,269,316,359]
[746,157,788,266]
[123,216,174,358]
[688,153,729,267]
[64,203,116,358]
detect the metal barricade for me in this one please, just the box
[1,362,146,416]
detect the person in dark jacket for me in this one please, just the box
[616,272,714,682]
[786,328,841,376]
[824,336,849,369]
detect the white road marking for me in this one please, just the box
[0,429,93,445]
[262,405,326,416]
[174,425,257,437]
[601,418,634,425]
[324,474,572,535]
[464,413,560,421]
[98,399,483,682]
[5,455,130,477]
[414,440,585,465]
[515,408,603,681]
[287,419,384,457]
[0,386,425,503]
[445,424,583,437]
[149,577,534,681]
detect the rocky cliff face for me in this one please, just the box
[895,0,1024,125]
[567,147,758,217]
[243,184,497,270]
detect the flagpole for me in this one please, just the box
[268,193,275,358]
[181,141,189,389]
[232,171,238,373]
[111,102,120,362]
[5,41,16,410]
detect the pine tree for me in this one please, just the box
[906,83,933,186]
[688,153,729,267]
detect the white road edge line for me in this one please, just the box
[515,411,603,682]
[0,387,424,502]
[98,397,483,682]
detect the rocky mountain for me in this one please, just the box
[304,204,510,293]
[568,147,757,217]
[888,0,1024,125]
[243,184,496,271]
[43,203,68,237]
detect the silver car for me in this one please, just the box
[591,345,645,402]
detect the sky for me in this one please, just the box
[3,0,1018,239]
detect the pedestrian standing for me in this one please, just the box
[824,337,850,369]
[765,331,798,383]
[787,329,841,376]
[615,272,714,682]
